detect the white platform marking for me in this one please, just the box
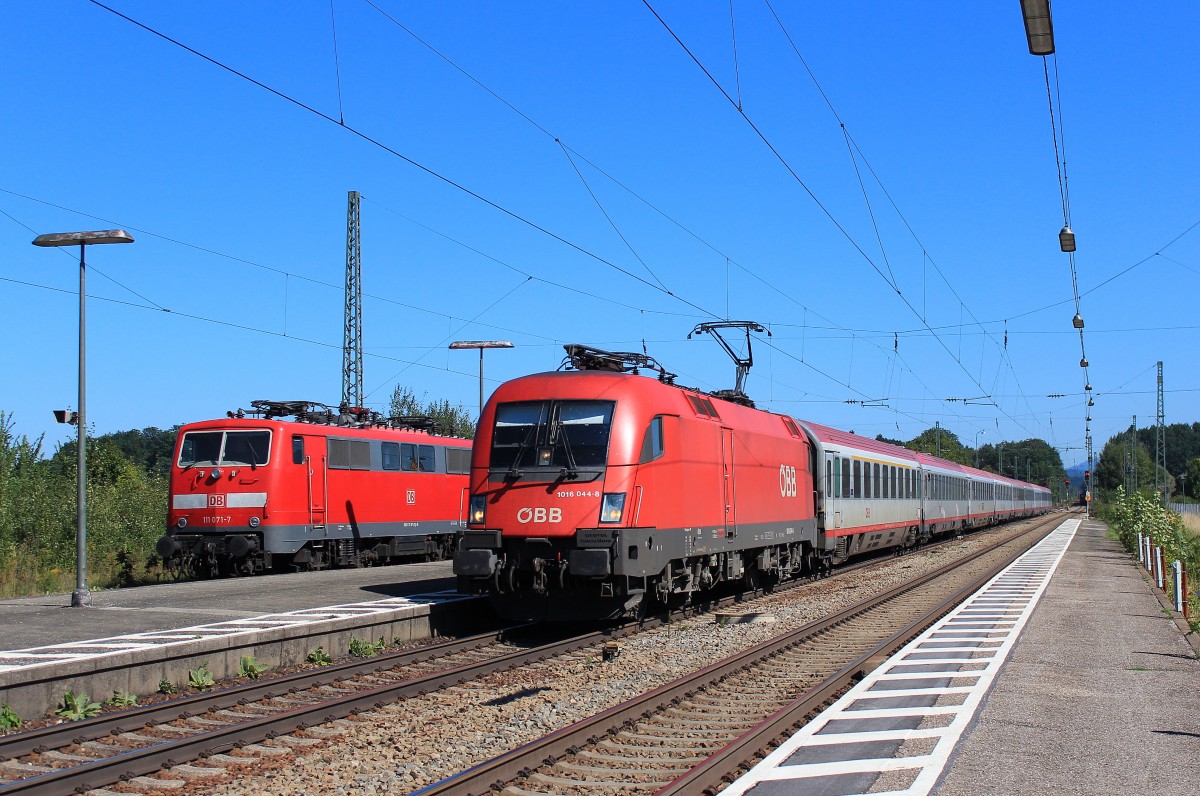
[721,518,1079,796]
[0,591,471,673]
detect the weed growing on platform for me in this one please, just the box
[239,655,268,679]
[157,679,176,695]
[349,637,385,658]
[307,646,333,666]
[56,691,101,721]
[107,691,138,708]
[0,704,21,731]
[188,662,215,690]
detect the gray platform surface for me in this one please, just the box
[934,518,1200,795]
[0,560,456,650]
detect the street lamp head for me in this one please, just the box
[1020,0,1055,55]
[449,340,514,350]
[32,229,134,247]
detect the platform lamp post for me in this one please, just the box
[33,230,134,607]
[449,340,513,419]
[974,430,985,468]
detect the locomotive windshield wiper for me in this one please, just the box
[504,422,539,481]
[553,422,580,480]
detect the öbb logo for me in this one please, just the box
[779,465,797,497]
[517,507,563,523]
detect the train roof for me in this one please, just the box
[799,419,1047,490]
[177,416,471,444]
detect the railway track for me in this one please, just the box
[0,516,1059,795]
[0,628,575,796]
[416,515,1061,796]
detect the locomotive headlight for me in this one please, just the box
[175,517,187,529]
[249,516,261,527]
[469,495,487,525]
[599,492,626,524]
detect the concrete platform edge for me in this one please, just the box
[0,600,463,721]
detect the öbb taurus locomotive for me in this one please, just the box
[453,345,1051,620]
[157,401,471,577]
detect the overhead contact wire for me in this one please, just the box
[86,0,717,320]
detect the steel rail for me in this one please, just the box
[413,516,1059,796]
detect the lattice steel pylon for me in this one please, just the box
[1155,361,1166,504]
[341,190,363,412]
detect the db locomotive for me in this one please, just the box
[157,400,471,577]
[454,345,1051,620]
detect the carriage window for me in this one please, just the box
[873,463,881,498]
[831,458,840,498]
[841,457,851,498]
[329,438,370,470]
[381,442,400,471]
[446,447,471,474]
[882,465,890,499]
[853,460,861,497]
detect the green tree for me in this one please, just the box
[1,412,168,597]
[1184,457,1200,501]
[906,427,970,465]
[1096,430,1155,497]
[389,386,474,439]
[96,427,178,476]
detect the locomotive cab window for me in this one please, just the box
[491,400,614,474]
[179,429,271,468]
[292,435,305,465]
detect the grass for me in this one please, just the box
[1180,513,1200,539]
[0,555,166,600]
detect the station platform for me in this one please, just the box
[723,515,1200,796]
[0,561,469,720]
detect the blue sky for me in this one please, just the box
[3,1,1197,470]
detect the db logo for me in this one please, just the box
[517,507,562,523]
[406,490,416,505]
[208,494,226,508]
[778,465,797,497]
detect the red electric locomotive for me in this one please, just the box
[455,346,819,620]
[454,345,1051,621]
[158,400,471,577]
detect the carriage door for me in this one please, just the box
[303,435,328,531]
[824,452,843,529]
[721,428,736,538]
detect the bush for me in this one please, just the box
[1105,486,1200,632]
[0,412,169,598]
